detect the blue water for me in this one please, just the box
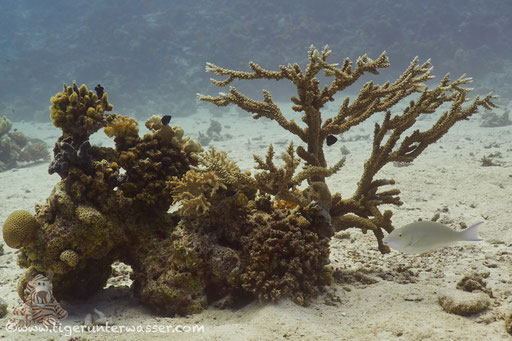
[0,0,510,122]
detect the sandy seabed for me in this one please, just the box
[0,103,511,341]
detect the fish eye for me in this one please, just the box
[398,233,402,238]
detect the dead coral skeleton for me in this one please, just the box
[199,44,497,253]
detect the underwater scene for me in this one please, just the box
[0,1,511,340]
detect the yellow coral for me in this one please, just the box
[154,125,175,143]
[145,115,163,131]
[273,199,299,210]
[119,151,137,163]
[144,115,202,153]
[168,170,226,216]
[17,270,30,300]
[104,115,139,139]
[183,138,202,153]
[52,261,69,274]
[2,210,39,248]
[50,82,113,139]
[59,249,79,267]
[0,115,12,137]
[76,205,106,226]
[235,192,248,207]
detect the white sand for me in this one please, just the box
[1,103,511,340]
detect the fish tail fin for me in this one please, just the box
[461,222,483,241]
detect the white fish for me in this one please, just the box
[383,221,483,254]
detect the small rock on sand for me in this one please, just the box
[438,290,490,316]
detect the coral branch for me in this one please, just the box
[201,45,496,254]
[198,89,306,142]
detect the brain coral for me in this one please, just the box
[2,210,39,248]
[59,249,79,267]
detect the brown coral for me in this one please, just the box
[197,144,341,208]
[104,115,139,149]
[132,224,212,316]
[117,135,193,211]
[199,45,497,253]
[145,115,202,154]
[240,208,331,305]
[7,42,499,319]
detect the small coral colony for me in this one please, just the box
[2,46,495,316]
[0,116,50,172]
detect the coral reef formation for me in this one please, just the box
[240,208,331,305]
[0,115,50,171]
[2,46,495,316]
[199,45,496,252]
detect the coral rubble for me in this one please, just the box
[2,46,496,316]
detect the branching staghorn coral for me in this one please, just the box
[251,142,343,206]
[199,45,497,252]
[168,170,226,216]
[185,143,343,209]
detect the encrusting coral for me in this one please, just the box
[1,45,497,317]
